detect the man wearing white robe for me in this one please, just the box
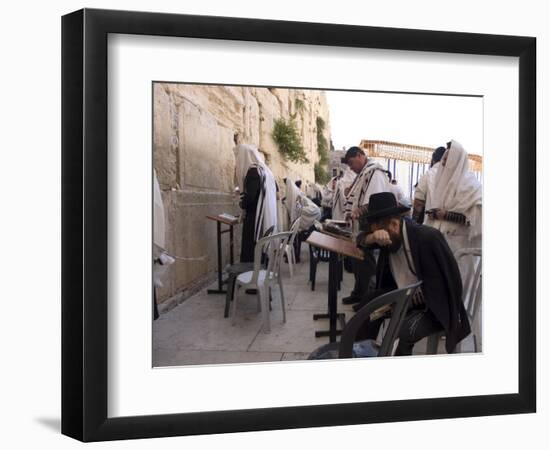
[331,169,356,221]
[343,147,391,225]
[234,144,278,262]
[390,179,406,205]
[283,177,321,263]
[423,140,482,278]
[283,177,321,232]
[413,146,446,223]
[341,146,392,305]
[153,169,175,319]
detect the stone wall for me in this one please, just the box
[153,83,331,304]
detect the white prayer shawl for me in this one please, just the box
[390,183,406,204]
[153,169,175,287]
[284,177,321,230]
[424,140,482,248]
[321,180,334,208]
[234,143,263,191]
[332,170,356,220]
[298,196,322,230]
[415,163,440,203]
[345,161,389,213]
[284,176,302,223]
[234,144,278,241]
[153,169,166,249]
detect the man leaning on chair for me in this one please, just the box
[354,192,471,355]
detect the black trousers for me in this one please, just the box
[350,250,377,298]
[354,299,443,354]
[353,288,392,341]
[321,207,332,222]
[394,309,444,356]
[240,211,256,263]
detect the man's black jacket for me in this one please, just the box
[358,219,471,353]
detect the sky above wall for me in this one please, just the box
[326,90,483,156]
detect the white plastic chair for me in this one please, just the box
[231,231,292,333]
[426,247,482,354]
[454,248,482,352]
[284,218,301,278]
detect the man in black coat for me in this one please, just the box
[239,166,262,263]
[356,192,470,355]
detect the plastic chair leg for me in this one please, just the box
[286,247,294,278]
[231,284,241,326]
[260,285,271,333]
[454,341,462,354]
[278,277,286,323]
[426,333,441,354]
[256,288,262,312]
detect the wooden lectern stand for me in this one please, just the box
[306,231,364,342]
[206,214,239,294]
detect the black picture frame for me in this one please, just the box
[61,8,536,442]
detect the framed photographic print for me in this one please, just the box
[62,8,536,442]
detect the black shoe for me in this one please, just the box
[245,289,258,295]
[342,295,361,305]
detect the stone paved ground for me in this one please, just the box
[153,244,473,367]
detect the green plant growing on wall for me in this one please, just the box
[290,98,305,120]
[314,162,331,185]
[316,116,329,165]
[316,116,325,130]
[272,118,309,164]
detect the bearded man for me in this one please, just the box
[357,192,470,355]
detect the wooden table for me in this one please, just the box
[320,228,352,290]
[306,231,364,342]
[308,228,350,291]
[320,227,353,242]
[206,214,239,294]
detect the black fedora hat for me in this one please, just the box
[363,192,410,222]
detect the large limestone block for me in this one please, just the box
[171,191,241,292]
[179,98,236,192]
[171,84,245,132]
[156,190,245,302]
[270,88,291,119]
[153,84,179,189]
[251,88,282,159]
[241,88,260,145]
[174,192,240,287]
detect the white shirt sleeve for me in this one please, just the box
[360,170,390,207]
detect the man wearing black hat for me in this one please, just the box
[356,192,470,355]
[340,146,391,305]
